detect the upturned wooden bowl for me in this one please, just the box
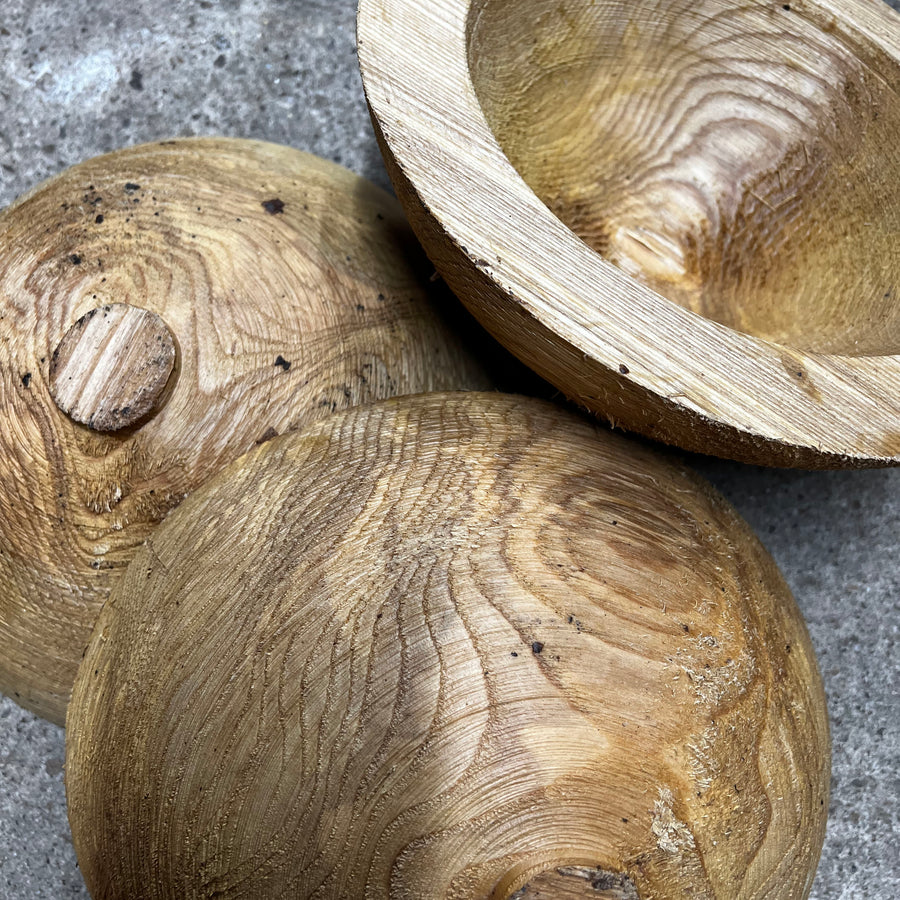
[0,137,492,725]
[67,393,829,900]
[358,0,900,467]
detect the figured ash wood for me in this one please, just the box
[66,394,830,900]
[470,0,900,356]
[358,0,900,466]
[49,303,177,431]
[0,138,492,724]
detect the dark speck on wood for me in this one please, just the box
[274,355,291,371]
[262,198,285,215]
[532,641,544,654]
[124,183,141,194]
[21,372,32,388]
[70,254,82,265]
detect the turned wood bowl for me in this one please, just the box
[0,137,492,725]
[358,0,900,467]
[67,393,829,900]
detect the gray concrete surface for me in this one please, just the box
[1,0,898,897]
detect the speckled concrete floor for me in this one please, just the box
[1,1,898,897]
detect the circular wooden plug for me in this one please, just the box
[0,137,492,724]
[358,0,900,467]
[49,303,177,431]
[66,393,830,900]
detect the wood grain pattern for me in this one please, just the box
[0,138,492,724]
[358,0,900,466]
[66,393,830,899]
[49,303,176,430]
[471,0,900,356]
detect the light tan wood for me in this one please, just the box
[0,137,492,725]
[66,393,830,900]
[49,302,177,431]
[357,0,900,467]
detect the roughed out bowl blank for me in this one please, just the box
[358,0,900,467]
[0,137,492,724]
[66,393,830,900]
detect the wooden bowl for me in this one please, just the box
[66,393,829,900]
[0,137,493,725]
[358,0,900,467]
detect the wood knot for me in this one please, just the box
[50,303,177,431]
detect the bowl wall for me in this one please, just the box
[469,0,900,355]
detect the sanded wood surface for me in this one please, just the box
[0,137,491,724]
[358,0,900,466]
[66,393,830,899]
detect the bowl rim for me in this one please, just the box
[358,0,900,466]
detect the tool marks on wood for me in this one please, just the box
[0,138,491,723]
[469,0,900,355]
[67,394,829,899]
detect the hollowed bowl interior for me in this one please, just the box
[468,0,900,356]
